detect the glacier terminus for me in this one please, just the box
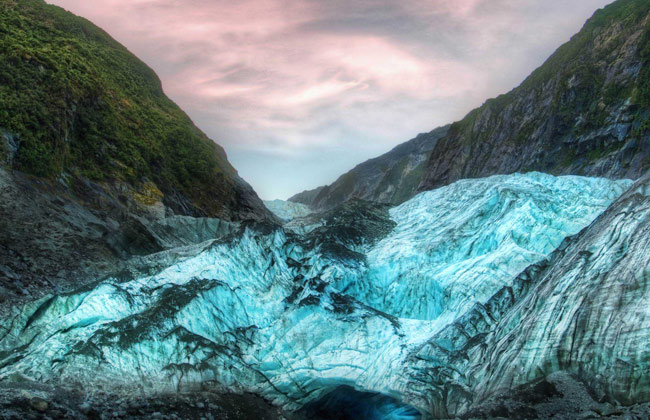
[1,172,647,419]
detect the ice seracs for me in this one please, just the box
[0,172,640,419]
[402,173,650,417]
[263,199,313,221]
[337,172,631,323]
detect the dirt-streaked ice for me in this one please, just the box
[263,199,313,221]
[0,172,638,418]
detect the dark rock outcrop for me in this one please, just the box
[288,186,326,207]
[0,168,242,313]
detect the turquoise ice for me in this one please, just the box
[337,172,630,322]
[0,172,634,417]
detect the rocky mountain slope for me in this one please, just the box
[295,0,650,209]
[1,172,643,420]
[289,125,449,210]
[0,0,273,307]
[419,0,650,191]
[0,0,269,221]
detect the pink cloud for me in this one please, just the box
[46,0,613,199]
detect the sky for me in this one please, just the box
[46,0,612,199]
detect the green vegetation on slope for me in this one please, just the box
[451,0,650,144]
[418,0,650,192]
[525,0,649,90]
[0,0,254,217]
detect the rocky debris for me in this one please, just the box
[0,131,19,166]
[301,199,397,251]
[461,372,650,420]
[0,378,297,420]
[0,374,648,419]
[0,168,244,315]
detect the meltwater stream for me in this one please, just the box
[0,173,633,418]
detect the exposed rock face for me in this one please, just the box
[419,0,650,192]
[287,186,325,207]
[0,168,240,313]
[289,126,449,210]
[0,173,639,420]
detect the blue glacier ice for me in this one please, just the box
[263,199,313,221]
[0,172,639,418]
[335,172,629,323]
[402,173,650,417]
[300,386,421,420]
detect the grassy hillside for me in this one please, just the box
[0,0,266,219]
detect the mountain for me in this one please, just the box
[1,1,649,419]
[0,0,272,308]
[287,185,325,207]
[294,0,650,210]
[2,172,645,420]
[419,0,650,191]
[0,0,268,221]
[289,125,450,210]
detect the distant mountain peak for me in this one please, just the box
[289,125,450,210]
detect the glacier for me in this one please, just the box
[263,199,313,221]
[0,172,644,419]
[402,173,650,417]
[333,173,628,322]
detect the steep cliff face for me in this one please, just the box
[419,0,650,191]
[287,186,325,207]
[289,125,449,210]
[0,0,269,221]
